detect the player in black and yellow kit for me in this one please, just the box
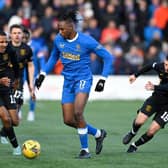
[0,30,21,155]
[123,55,168,153]
[0,24,35,144]
[9,24,35,113]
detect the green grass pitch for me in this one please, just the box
[0,100,168,168]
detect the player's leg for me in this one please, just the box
[0,106,21,155]
[87,124,107,154]
[0,96,8,144]
[62,103,77,128]
[123,97,154,145]
[27,97,36,121]
[14,89,23,120]
[61,82,77,128]
[61,81,90,158]
[9,108,21,155]
[62,102,91,158]
[127,120,160,153]
[74,92,91,159]
[127,106,168,153]
[0,106,19,144]
[4,92,21,155]
[123,112,148,144]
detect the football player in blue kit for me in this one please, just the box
[22,27,47,121]
[35,10,113,159]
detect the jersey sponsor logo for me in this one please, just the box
[62,52,80,61]
[145,105,152,112]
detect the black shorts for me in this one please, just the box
[139,96,168,128]
[13,89,23,106]
[0,91,16,110]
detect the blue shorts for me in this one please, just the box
[61,78,93,104]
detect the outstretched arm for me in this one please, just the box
[93,44,113,92]
[35,41,59,89]
[129,63,155,84]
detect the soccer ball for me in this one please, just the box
[22,140,41,159]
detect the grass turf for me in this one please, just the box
[0,100,168,168]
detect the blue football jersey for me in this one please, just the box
[44,32,112,80]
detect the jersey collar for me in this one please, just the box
[67,32,79,42]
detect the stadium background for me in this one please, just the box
[1,1,168,168]
[0,0,168,77]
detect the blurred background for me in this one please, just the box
[1,0,168,76]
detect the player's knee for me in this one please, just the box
[74,112,83,122]
[135,120,144,126]
[63,118,71,125]
[12,120,19,126]
[2,116,11,127]
[63,118,75,127]
[146,129,156,136]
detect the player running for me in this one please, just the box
[35,10,113,158]
[0,30,21,155]
[123,55,168,153]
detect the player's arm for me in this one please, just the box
[88,37,112,92]
[35,41,59,89]
[134,63,155,77]
[28,61,34,90]
[37,46,48,70]
[10,48,20,89]
[154,84,168,92]
[10,49,19,79]
[28,61,36,100]
[129,63,156,84]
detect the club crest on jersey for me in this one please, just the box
[145,105,152,112]
[59,43,65,48]
[3,53,8,60]
[20,49,26,56]
[76,44,81,51]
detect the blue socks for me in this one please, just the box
[77,127,88,151]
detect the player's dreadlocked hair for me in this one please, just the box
[58,10,78,24]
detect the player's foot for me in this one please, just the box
[95,129,107,154]
[123,131,135,145]
[13,146,21,155]
[127,143,137,153]
[1,136,9,144]
[27,112,35,121]
[78,150,91,159]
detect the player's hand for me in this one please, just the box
[129,74,136,84]
[13,78,20,90]
[0,77,11,87]
[29,86,36,101]
[95,79,105,92]
[35,74,45,89]
[145,81,154,91]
